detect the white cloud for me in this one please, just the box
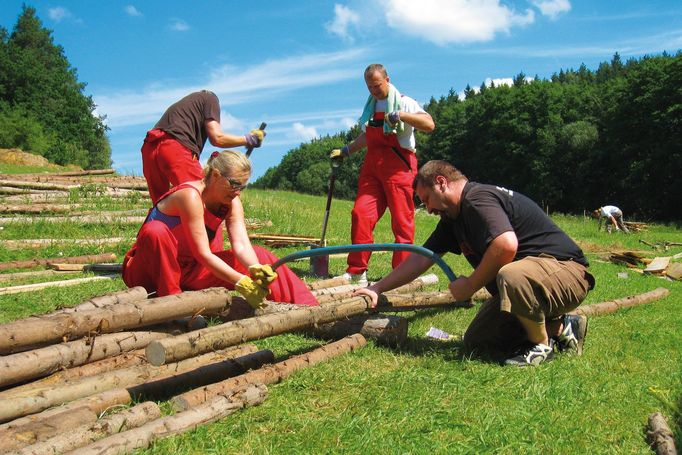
[290,122,319,141]
[48,7,72,23]
[169,19,190,32]
[458,75,535,99]
[220,112,245,131]
[531,0,571,20]
[381,0,535,44]
[326,4,361,42]
[94,49,366,128]
[124,5,142,17]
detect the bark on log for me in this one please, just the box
[0,253,117,272]
[570,288,670,317]
[314,274,439,303]
[0,331,170,390]
[0,389,131,438]
[146,297,372,366]
[306,313,407,347]
[307,276,350,290]
[47,169,116,177]
[0,345,265,423]
[0,288,232,354]
[3,238,128,250]
[68,384,268,455]
[10,401,161,455]
[0,275,117,296]
[647,412,678,455]
[57,286,148,313]
[0,204,76,214]
[0,180,74,191]
[172,334,366,411]
[47,263,122,273]
[0,269,79,282]
[0,215,147,225]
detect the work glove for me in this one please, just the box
[249,264,278,287]
[385,111,401,128]
[245,129,266,148]
[329,145,350,163]
[234,275,269,309]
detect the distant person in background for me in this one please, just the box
[592,205,629,233]
[142,90,265,204]
[329,63,435,285]
[123,150,317,308]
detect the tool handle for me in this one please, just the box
[245,122,267,158]
[272,243,457,282]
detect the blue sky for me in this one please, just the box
[2,1,681,179]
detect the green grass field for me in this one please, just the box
[0,176,680,454]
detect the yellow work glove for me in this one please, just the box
[249,264,278,287]
[235,275,269,309]
[245,129,266,148]
[329,146,350,163]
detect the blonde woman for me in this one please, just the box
[123,150,317,307]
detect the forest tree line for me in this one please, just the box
[254,52,681,222]
[0,6,111,169]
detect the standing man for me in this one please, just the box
[356,160,595,367]
[142,90,265,203]
[330,64,435,285]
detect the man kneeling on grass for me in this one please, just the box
[355,160,595,367]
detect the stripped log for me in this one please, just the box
[49,263,123,273]
[3,238,129,249]
[0,191,70,202]
[9,402,161,455]
[307,313,407,347]
[0,203,78,214]
[647,412,678,455]
[0,215,146,225]
[0,275,117,296]
[0,346,268,423]
[172,334,366,411]
[0,331,170,389]
[0,179,74,191]
[0,269,80,282]
[0,389,131,440]
[315,274,438,303]
[57,286,147,313]
[69,384,267,455]
[46,169,116,177]
[0,288,233,354]
[570,287,670,317]
[307,275,350,290]
[0,253,117,272]
[146,297,372,366]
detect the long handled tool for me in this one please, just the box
[245,122,267,158]
[310,161,339,277]
[277,243,457,282]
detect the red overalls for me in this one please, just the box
[346,111,418,274]
[122,184,318,306]
[141,129,205,205]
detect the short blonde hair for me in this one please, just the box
[204,150,251,182]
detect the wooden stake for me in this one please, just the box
[9,401,161,455]
[570,287,670,317]
[172,334,366,411]
[68,384,268,455]
[0,345,267,423]
[0,253,117,272]
[0,275,117,296]
[0,288,233,354]
[146,297,372,366]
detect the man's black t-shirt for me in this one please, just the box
[423,182,588,290]
[154,90,221,156]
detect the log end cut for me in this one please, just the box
[145,341,167,366]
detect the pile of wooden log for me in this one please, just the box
[0,273,470,454]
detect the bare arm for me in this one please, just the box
[397,111,435,132]
[225,197,260,267]
[345,132,367,155]
[205,119,249,148]
[175,189,244,284]
[448,231,517,301]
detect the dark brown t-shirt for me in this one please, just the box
[154,90,221,155]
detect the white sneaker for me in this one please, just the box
[341,271,368,286]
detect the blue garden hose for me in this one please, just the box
[271,243,457,282]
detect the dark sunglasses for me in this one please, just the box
[223,175,248,191]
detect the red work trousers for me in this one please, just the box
[346,120,417,274]
[122,220,318,306]
[141,129,204,204]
